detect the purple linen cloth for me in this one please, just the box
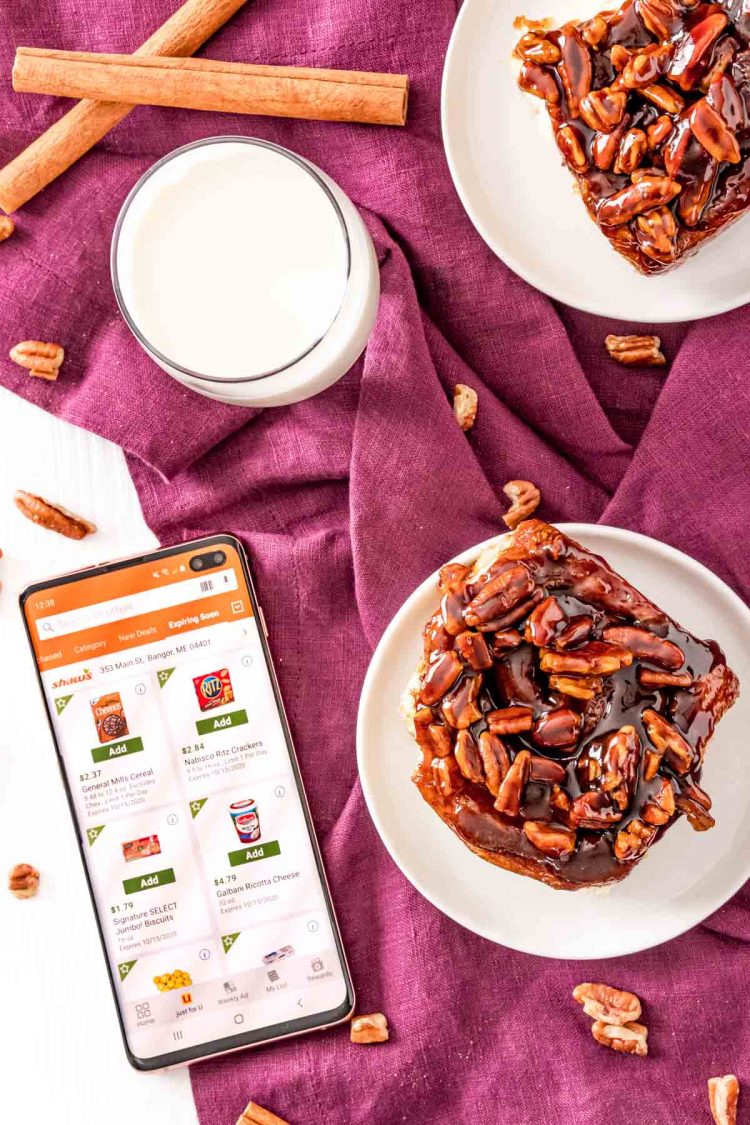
[2,1,750,1122]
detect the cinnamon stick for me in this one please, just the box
[13,49,409,128]
[0,0,250,213]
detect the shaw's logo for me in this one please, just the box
[52,668,92,689]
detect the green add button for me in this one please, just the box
[228,841,280,867]
[196,708,248,736]
[91,736,144,764]
[123,867,176,894]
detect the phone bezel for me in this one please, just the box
[19,533,355,1071]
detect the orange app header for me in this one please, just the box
[24,542,254,672]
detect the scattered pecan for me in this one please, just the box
[638,668,693,688]
[604,334,667,367]
[0,215,14,241]
[602,625,683,668]
[486,705,534,734]
[642,776,676,824]
[14,491,96,539]
[432,755,463,797]
[643,747,664,781]
[423,613,452,656]
[428,722,453,758]
[532,707,581,748]
[548,673,603,700]
[635,206,678,265]
[455,630,493,670]
[689,98,741,163]
[516,31,561,64]
[614,127,649,173]
[502,480,541,530]
[614,818,657,861]
[580,87,627,131]
[642,707,693,773]
[350,1012,390,1044]
[10,340,65,382]
[540,641,633,676]
[557,124,590,170]
[453,384,478,432]
[558,25,593,117]
[708,1075,740,1125]
[523,820,577,857]
[572,982,642,1025]
[525,596,565,646]
[438,562,470,594]
[237,1101,290,1125]
[478,731,511,795]
[494,749,532,817]
[675,780,715,830]
[419,650,463,705]
[441,674,483,729]
[591,1019,649,1056]
[518,60,560,102]
[8,863,40,900]
[454,730,485,785]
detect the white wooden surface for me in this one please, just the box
[0,386,197,1124]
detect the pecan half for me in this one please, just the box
[675,780,715,830]
[572,790,623,828]
[525,596,565,646]
[464,564,534,626]
[516,31,562,64]
[518,61,560,102]
[0,215,14,241]
[494,749,532,817]
[572,982,642,1025]
[441,591,466,635]
[453,383,478,432]
[540,641,633,675]
[614,818,657,861]
[548,673,603,700]
[592,116,632,170]
[529,755,567,782]
[580,15,609,48]
[668,11,729,90]
[642,83,685,112]
[678,160,718,226]
[502,480,541,530]
[428,722,453,758]
[532,707,581,749]
[598,177,681,225]
[636,207,678,265]
[438,562,470,594]
[707,73,747,132]
[642,776,676,824]
[647,114,674,148]
[14,491,96,539]
[486,705,534,734]
[455,630,493,670]
[523,820,577,857]
[350,1012,390,1044]
[557,125,589,170]
[8,863,40,900]
[432,754,463,797]
[622,45,671,90]
[555,615,594,649]
[490,629,524,654]
[638,668,693,688]
[579,87,628,131]
[237,1099,290,1125]
[10,340,65,382]
[708,1075,740,1125]
[604,334,667,367]
[610,44,634,71]
[689,98,741,163]
[591,1020,649,1056]
[454,730,484,784]
[602,625,683,668]
[441,674,483,729]
[663,114,692,176]
[642,707,693,773]
[478,731,511,795]
[419,650,463,705]
[614,127,649,174]
[637,0,683,41]
[557,25,593,117]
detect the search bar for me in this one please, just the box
[36,568,239,641]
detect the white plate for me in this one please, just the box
[357,524,750,958]
[441,0,750,322]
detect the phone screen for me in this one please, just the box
[21,537,352,1068]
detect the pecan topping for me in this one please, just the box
[350,1012,390,1044]
[678,160,718,225]
[523,820,577,857]
[602,625,683,668]
[647,113,674,147]
[441,674,482,729]
[8,863,40,900]
[689,97,741,162]
[532,707,582,748]
[428,722,453,758]
[529,755,567,782]
[604,334,667,367]
[14,490,96,539]
[439,563,470,594]
[637,0,683,41]
[524,596,565,646]
[675,780,715,830]
[642,707,693,773]
[592,116,632,170]
[557,124,589,170]
[478,731,511,795]
[432,755,463,797]
[454,730,485,784]
[591,1020,649,1056]
[419,650,463,705]
[558,25,593,116]
[540,641,633,675]
[453,383,478,432]
[622,45,671,88]
[610,44,634,70]
[581,15,609,47]
[0,215,14,241]
[572,790,623,828]
[638,668,693,688]
[548,673,603,700]
[555,614,594,649]
[237,1100,290,1125]
[598,176,681,225]
[636,207,678,265]
[494,749,532,817]
[502,480,541,530]
[518,60,560,102]
[10,340,65,382]
[668,11,729,89]
[614,127,649,173]
[642,776,676,824]
[572,982,642,1025]
[487,705,534,734]
[708,1075,740,1125]
[580,87,628,131]
[441,590,467,636]
[642,82,686,112]
[464,564,534,626]
[614,818,657,861]
[455,630,493,670]
[707,72,747,131]
[516,31,562,64]
[489,629,524,653]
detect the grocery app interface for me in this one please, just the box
[25,543,348,1061]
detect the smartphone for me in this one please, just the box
[21,535,354,1070]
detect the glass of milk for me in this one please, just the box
[111,137,379,407]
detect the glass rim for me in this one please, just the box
[110,136,352,386]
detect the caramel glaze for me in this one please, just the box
[518,0,750,274]
[411,522,739,889]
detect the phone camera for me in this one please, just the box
[213,551,226,565]
[190,550,227,572]
[190,557,204,571]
